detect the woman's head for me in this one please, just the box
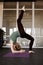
[13,43,21,51]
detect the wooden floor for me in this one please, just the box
[0,48,43,65]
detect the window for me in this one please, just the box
[3,2,43,48]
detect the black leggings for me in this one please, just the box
[17,10,34,50]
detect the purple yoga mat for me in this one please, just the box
[3,52,29,57]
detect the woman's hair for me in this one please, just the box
[13,43,21,51]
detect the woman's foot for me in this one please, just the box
[22,6,25,11]
[28,50,35,54]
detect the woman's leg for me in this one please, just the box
[17,6,25,35]
[17,6,34,53]
[21,32,35,53]
[22,32,34,50]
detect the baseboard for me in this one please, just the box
[2,45,43,48]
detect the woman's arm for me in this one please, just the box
[10,40,21,53]
[10,40,15,53]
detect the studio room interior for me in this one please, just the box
[0,1,43,65]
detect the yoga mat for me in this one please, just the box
[3,52,29,57]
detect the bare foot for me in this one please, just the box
[22,6,25,11]
[28,50,35,54]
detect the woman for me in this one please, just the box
[10,6,34,53]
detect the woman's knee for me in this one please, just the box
[31,37,34,42]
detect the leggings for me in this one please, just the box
[17,10,34,50]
